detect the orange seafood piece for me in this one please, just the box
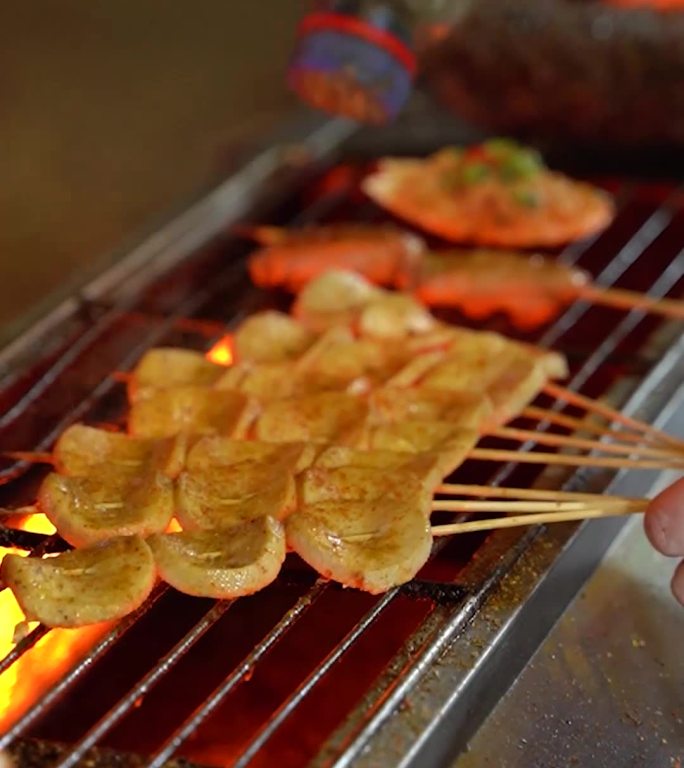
[415,331,567,428]
[254,391,369,446]
[1,536,155,628]
[148,518,286,599]
[287,463,435,594]
[293,270,385,332]
[293,270,437,338]
[369,386,491,429]
[312,446,445,494]
[232,310,315,364]
[129,348,224,403]
[53,424,186,478]
[39,470,175,547]
[607,0,684,7]
[404,250,590,329]
[363,142,615,247]
[363,421,479,477]
[246,224,424,291]
[128,386,258,439]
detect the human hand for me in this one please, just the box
[644,477,684,605]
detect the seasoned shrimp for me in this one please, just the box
[245,224,424,291]
[404,249,590,329]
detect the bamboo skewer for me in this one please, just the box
[520,406,654,446]
[431,498,646,514]
[468,447,684,470]
[436,482,641,503]
[431,505,641,537]
[543,382,684,452]
[488,426,682,460]
[581,284,684,322]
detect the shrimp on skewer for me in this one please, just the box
[1,536,156,628]
[244,224,424,291]
[404,249,684,329]
[404,249,589,330]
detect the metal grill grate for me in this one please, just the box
[0,141,682,768]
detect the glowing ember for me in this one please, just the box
[206,336,234,367]
[166,518,182,533]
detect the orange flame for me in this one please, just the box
[206,335,234,367]
[13,514,56,535]
[0,537,108,729]
[0,599,110,731]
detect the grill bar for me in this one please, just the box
[0,626,49,677]
[53,600,233,768]
[568,247,684,396]
[0,586,169,750]
[554,180,633,267]
[146,581,329,768]
[320,527,543,768]
[0,321,190,487]
[233,589,397,768]
[541,197,675,349]
[0,307,122,433]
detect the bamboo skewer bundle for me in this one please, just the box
[431,506,641,537]
[468,448,683,471]
[519,406,663,447]
[436,482,641,502]
[488,426,683,460]
[543,382,684,452]
[430,484,647,537]
[432,499,645,514]
[580,284,684,323]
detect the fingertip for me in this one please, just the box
[644,477,684,557]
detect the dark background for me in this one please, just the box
[0,1,302,341]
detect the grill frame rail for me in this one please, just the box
[0,119,682,767]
